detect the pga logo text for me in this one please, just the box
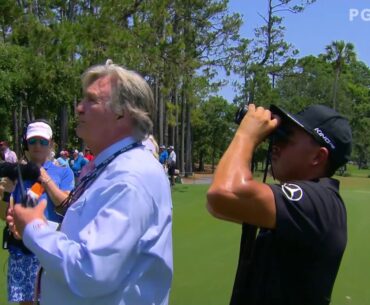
[349,8,370,21]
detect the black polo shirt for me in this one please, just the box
[230,178,347,305]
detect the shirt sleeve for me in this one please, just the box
[23,180,154,298]
[270,181,344,248]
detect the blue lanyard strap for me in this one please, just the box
[79,141,141,184]
[56,141,142,217]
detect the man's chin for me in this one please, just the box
[75,126,84,138]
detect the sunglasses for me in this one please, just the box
[27,138,50,146]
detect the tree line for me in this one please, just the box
[0,0,369,174]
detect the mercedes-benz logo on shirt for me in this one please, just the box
[281,183,303,201]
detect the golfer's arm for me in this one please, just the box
[207,134,276,228]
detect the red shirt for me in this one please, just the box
[85,153,94,161]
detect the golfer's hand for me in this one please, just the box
[7,199,47,238]
[237,104,280,146]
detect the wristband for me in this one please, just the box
[3,192,11,203]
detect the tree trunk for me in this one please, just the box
[158,76,164,145]
[163,94,168,146]
[211,142,216,173]
[174,86,179,151]
[12,107,20,158]
[198,150,204,171]
[185,98,192,177]
[25,104,32,123]
[60,104,69,150]
[153,75,159,137]
[180,86,185,175]
[332,68,340,110]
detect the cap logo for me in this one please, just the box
[314,128,335,150]
[281,183,303,201]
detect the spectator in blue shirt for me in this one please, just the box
[159,145,168,166]
[71,150,88,178]
[3,120,74,304]
[56,150,70,168]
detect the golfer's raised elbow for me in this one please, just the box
[206,188,227,218]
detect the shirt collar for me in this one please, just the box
[319,177,340,192]
[94,136,137,167]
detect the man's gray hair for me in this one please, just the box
[82,59,154,141]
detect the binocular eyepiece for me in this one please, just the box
[234,105,249,125]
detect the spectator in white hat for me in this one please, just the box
[4,119,74,305]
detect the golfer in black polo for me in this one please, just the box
[207,103,352,305]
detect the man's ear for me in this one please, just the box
[312,147,329,167]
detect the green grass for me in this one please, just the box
[1,175,369,305]
[0,220,8,303]
[330,175,370,305]
[343,164,370,178]
[170,185,240,305]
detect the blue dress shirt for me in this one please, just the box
[23,137,173,305]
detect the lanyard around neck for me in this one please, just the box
[79,141,141,185]
[56,141,142,217]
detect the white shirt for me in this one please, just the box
[168,151,176,165]
[23,137,173,305]
[4,147,17,163]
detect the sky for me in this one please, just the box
[219,0,370,101]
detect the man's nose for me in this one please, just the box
[75,100,84,114]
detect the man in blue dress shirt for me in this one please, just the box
[8,60,173,305]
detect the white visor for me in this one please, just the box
[26,122,52,140]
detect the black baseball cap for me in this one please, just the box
[270,104,352,170]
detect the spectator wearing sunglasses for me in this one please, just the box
[4,120,75,305]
